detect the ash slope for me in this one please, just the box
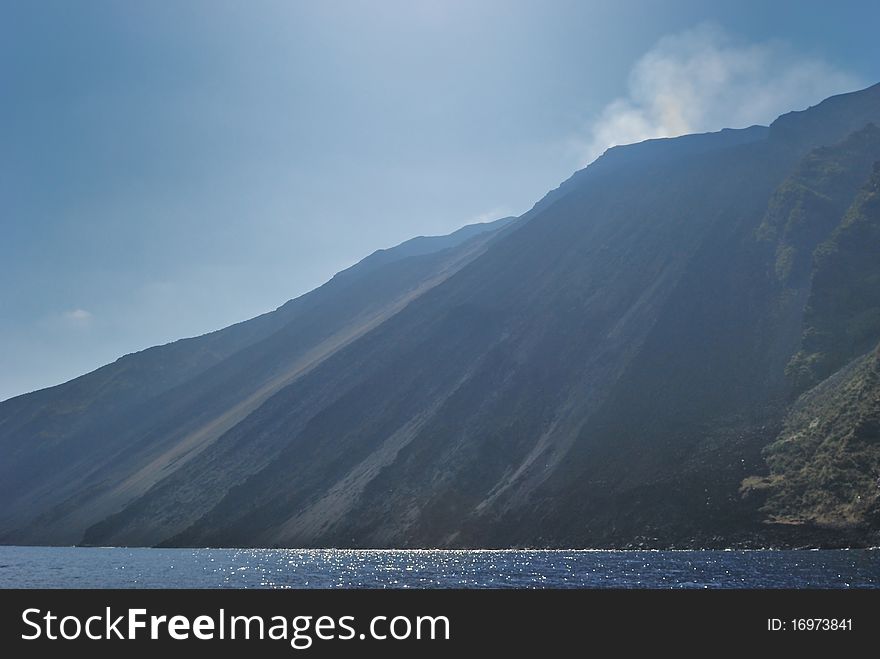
[4,84,880,548]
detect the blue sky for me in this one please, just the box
[2,0,880,400]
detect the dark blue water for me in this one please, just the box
[0,546,876,588]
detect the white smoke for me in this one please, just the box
[581,24,864,164]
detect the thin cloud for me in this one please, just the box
[62,309,94,326]
[578,24,864,164]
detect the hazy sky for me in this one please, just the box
[2,0,880,401]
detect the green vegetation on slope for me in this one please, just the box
[744,163,880,533]
[787,163,880,389]
[757,124,880,286]
[744,343,880,527]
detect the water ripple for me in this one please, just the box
[0,546,877,589]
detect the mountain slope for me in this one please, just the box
[93,122,783,548]
[3,84,880,549]
[90,85,880,549]
[0,217,512,543]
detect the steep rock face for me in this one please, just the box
[742,166,880,530]
[757,124,880,287]
[789,165,880,387]
[2,84,880,549]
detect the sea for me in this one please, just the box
[0,546,877,588]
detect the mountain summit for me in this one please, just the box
[3,84,880,549]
